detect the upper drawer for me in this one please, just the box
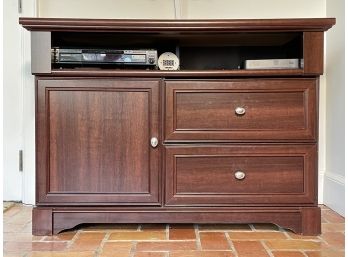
[165,79,317,142]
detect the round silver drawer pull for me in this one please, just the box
[235,107,246,115]
[234,170,246,180]
[150,137,159,148]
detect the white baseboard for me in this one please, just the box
[323,171,345,216]
[318,171,325,204]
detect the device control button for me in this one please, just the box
[149,58,155,64]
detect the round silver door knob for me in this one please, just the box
[234,170,246,180]
[150,137,159,148]
[235,107,246,115]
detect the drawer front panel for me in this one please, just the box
[165,79,317,141]
[165,145,316,206]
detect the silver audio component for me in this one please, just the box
[52,48,158,66]
[245,58,301,69]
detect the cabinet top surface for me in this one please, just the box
[19,18,335,32]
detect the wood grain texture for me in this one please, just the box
[175,156,304,193]
[165,145,316,206]
[49,90,149,193]
[36,78,161,205]
[32,206,321,235]
[19,18,335,32]
[301,207,321,235]
[45,69,306,78]
[29,206,314,235]
[165,79,317,142]
[32,208,53,235]
[304,32,324,75]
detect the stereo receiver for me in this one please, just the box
[52,48,158,67]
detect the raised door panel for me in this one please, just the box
[165,145,316,206]
[36,79,160,205]
[165,79,317,142]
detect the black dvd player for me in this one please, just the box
[52,48,158,66]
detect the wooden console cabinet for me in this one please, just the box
[20,18,335,235]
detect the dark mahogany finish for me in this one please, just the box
[19,18,335,32]
[36,78,161,205]
[304,32,324,74]
[19,18,335,236]
[165,145,316,206]
[43,207,319,235]
[47,69,306,78]
[165,79,317,142]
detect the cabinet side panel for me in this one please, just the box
[31,31,51,74]
[304,32,324,74]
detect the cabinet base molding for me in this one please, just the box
[32,206,321,236]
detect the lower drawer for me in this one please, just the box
[165,145,316,206]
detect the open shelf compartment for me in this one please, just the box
[51,31,303,72]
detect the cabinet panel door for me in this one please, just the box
[36,79,160,205]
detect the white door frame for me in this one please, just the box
[3,0,24,202]
[21,0,37,205]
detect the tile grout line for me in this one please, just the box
[199,230,251,232]
[129,241,137,257]
[166,224,170,240]
[249,224,256,231]
[277,226,287,233]
[263,248,330,252]
[260,240,275,257]
[4,205,22,220]
[224,231,239,257]
[39,236,47,242]
[66,229,82,249]
[94,231,111,257]
[140,250,248,252]
[283,230,293,239]
[317,231,325,243]
[107,239,196,242]
[194,224,202,250]
[300,250,310,257]
[321,216,329,223]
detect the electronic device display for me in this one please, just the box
[158,52,180,70]
[52,48,158,66]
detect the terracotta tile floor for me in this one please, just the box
[3,204,345,257]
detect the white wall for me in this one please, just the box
[324,0,345,216]
[3,0,23,201]
[180,0,326,19]
[6,0,338,207]
[37,0,176,19]
[37,0,326,19]
[20,0,37,205]
[3,0,36,203]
